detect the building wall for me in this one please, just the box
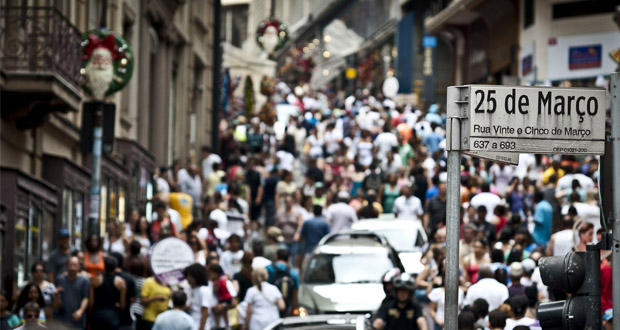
[519,0,617,84]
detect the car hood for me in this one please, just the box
[399,251,424,275]
[299,283,385,313]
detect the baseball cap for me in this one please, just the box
[314,182,324,189]
[58,228,70,238]
[603,308,613,321]
[509,262,524,277]
[266,227,284,242]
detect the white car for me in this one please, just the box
[298,231,404,315]
[351,218,428,275]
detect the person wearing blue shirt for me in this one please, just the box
[152,291,195,330]
[265,249,299,316]
[422,122,445,155]
[532,190,553,246]
[299,205,331,255]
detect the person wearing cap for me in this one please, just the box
[47,229,75,283]
[326,190,358,233]
[507,262,526,298]
[311,182,327,207]
[264,227,286,262]
[372,273,427,330]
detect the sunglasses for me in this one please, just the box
[25,314,37,319]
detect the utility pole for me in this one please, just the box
[87,0,108,235]
[611,72,620,330]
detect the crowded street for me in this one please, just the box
[1,0,620,330]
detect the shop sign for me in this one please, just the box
[569,44,602,70]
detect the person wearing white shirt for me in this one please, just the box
[201,146,223,180]
[464,266,509,311]
[326,191,358,233]
[156,167,171,195]
[470,183,502,222]
[243,268,285,330]
[392,186,424,220]
[220,235,245,277]
[373,130,398,159]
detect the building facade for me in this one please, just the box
[0,0,217,293]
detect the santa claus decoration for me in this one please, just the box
[81,30,134,100]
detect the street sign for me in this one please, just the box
[463,150,519,165]
[466,85,606,154]
[150,237,195,285]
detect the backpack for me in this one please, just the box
[272,262,294,316]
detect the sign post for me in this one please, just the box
[445,84,606,329]
[610,73,620,330]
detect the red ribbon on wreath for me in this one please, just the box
[82,33,121,61]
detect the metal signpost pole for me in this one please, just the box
[444,148,461,330]
[88,103,103,235]
[611,73,620,330]
[444,88,463,330]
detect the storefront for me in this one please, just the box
[42,155,91,250]
[116,138,156,221]
[0,168,57,291]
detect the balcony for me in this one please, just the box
[0,6,82,129]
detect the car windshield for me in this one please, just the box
[304,253,395,284]
[370,227,423,251]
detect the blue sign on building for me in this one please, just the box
[423,35,437,48]
[568,45,601,70]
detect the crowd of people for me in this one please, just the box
[1,83,614,330]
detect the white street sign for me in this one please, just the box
[467,86,605,154]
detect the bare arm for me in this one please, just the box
[417,316,428,330]
[546,235,555,257]
[72,297,88,321]
[199,306,208,330]
[372,318,385,330]
[276,298,286,311]
[115,276,127,310]
[256,185,264,205]
[244,303,253,329]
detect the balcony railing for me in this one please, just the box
[0,6,82,90]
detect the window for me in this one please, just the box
[74,193,84,249]
[28,204,41,261]
[42,210,54,262]
[552,1,616,19]
[88,0,101,30]
[524,0,534,28]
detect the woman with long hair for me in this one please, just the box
[13,283,46,324]
[242,268,285,330]
[187,235,207,266]
[463,238,491,284]
[104,218,126,255]
[133,216,152,254]
[84,234,105,278]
